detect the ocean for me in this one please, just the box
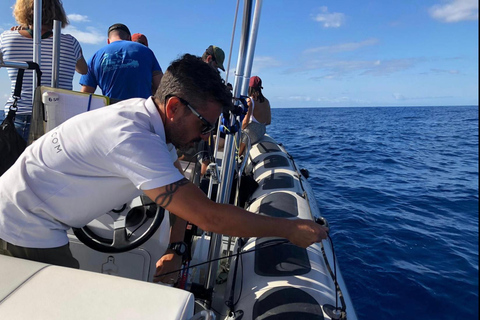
[267,105,479,320]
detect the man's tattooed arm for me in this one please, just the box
[154,178,190,208]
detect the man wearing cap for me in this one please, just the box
[202,45,225,73]
[132,33,148,47]
[180,45,225,173]
[80,23,162,101]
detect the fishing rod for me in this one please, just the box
[156,238,289,279]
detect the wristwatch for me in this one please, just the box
[168,241,187,256]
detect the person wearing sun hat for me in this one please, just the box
[238,75,272,156]
[132,33,149,47]
[202,45,225,72]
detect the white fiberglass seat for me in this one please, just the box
[0,254,194,320]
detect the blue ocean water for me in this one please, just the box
[267,106,479,320]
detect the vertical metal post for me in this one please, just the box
[204,0,258,294]
[32,0,42,100]
[242,0,263,93]
[51,20,61,88]
[232,0,253,98]
[224,0,241,85]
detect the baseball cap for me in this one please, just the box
[249,76,263,89]
[107,23,131,36]
[206,45,225,71]
[132,33,148,46]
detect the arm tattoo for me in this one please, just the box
[154,178,190,208]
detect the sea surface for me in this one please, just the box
[267,105,478,320]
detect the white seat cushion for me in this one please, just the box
[0,255,194,320]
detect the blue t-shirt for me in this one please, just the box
[80,41,161,100]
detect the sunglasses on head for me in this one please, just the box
[166,95,216,135]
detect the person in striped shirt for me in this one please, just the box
[0,0,87,141]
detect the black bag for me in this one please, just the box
[0,109,26,176]
[0,64,41,176]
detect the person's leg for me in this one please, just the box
[1,239,79,269]
[239,123,265,156]
[238,130,249,157]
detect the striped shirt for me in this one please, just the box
[0,30,82,115]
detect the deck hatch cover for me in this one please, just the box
[255,240,311,276]
[253,287,324,320]
[263,155,289,168]
[262,173,294,190]
[257,142,281,154]
[259,193,298,218]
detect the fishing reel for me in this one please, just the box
[219,96,249,135]
[315,216,330,229]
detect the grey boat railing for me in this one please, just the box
[203,0,264,296]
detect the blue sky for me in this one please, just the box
[1,0,478,108]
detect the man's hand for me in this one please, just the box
[153,252,183,284]
[288,219,329,248]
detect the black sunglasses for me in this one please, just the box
[167,95,216,135]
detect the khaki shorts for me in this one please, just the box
[241,122,266,145]
[0,238,79,269]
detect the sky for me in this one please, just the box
[0,0,478,108]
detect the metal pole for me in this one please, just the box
[242,0,263,94]
[0,60,30,70]
[204,0,255,293]
[224,0,241,85]
[32,0,42,100]
[232,0,253,98]
[51,20,61,88]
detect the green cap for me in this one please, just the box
[207,45,225,71]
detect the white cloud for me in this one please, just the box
[392,93,452,101]
[285,95,312,102]
[312,6,346,28]
[304,38,379,55]
[393,93,406,100]
[277,95,366,105]
[251,56,283,74]
[67,14,90,23]
[362,58,419,76]
[63,26,105,45]
[285,57,421,78]
[253,56,283,68]
[430,68,460,74]
[429,0,478,23]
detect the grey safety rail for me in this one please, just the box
[0,54,32,70]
